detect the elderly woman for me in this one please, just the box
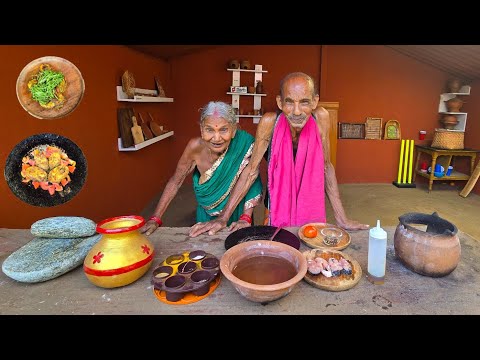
[142,101,263,236]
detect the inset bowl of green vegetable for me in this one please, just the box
[16,56,85,120]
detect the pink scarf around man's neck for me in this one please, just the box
[267,113,325,226]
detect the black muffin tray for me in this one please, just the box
[151,250,220,302]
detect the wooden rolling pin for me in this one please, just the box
[459,161,480,197]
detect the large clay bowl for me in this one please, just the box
[220,240,307,304]
[393,212,461,277]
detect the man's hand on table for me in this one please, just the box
[337,219,370,231]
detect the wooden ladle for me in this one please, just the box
[269,225,284,241]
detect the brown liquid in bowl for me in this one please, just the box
[232,255,297,285]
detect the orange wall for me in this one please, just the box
[321,45,455,184]
[0,45,175,228]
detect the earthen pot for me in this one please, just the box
[228,59,239,69]
[441,114,458,129]
[445,97,464,112]
[446,78,462,93]
[240,60,251,70]
[83,215,154,288]
[255,80,264,94]
[393,212,461,277]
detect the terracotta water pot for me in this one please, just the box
[446,78,462,93]
[445,97,464,112]
[393,212,461,277]
[228,59,239,69]
[255,80,264,94]
[240,60,251,70]
[441,114,458,129]
[83,215,154,288]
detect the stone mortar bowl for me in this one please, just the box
[220,240,307,304]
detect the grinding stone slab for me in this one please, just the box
[1,233,101,283]
[31,216,97,238]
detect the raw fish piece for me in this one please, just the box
[307,262,322,275]
[321,269,333,277]
[328,258,343,276]
[339,257,352,275]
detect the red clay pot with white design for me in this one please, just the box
[83,215,154,288]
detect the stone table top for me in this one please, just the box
[0,226,479,315]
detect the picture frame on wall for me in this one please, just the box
[384,119,401,140]
[338,123,365,139]
[365,117,383,139]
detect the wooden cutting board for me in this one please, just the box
[117,108,134,148]
[131,116,144,145]
[138,113,154,140]
[298,223,351,250]
[303,249,362,291]
[148,113,163,136]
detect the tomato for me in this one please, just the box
[303,225,318,238]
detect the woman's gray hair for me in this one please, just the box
[199,101,237,127]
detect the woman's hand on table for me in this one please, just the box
[227,219,251,232]
[189,218,228,237]
[141,220,160,236]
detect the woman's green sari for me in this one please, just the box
[193,129,263,225]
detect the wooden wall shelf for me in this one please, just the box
[227,92,267,97]
[228,64,266,124]
[118,131,174,151]
[116,86,174,103]
[438,85,470,132]
[227,68,268,73]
